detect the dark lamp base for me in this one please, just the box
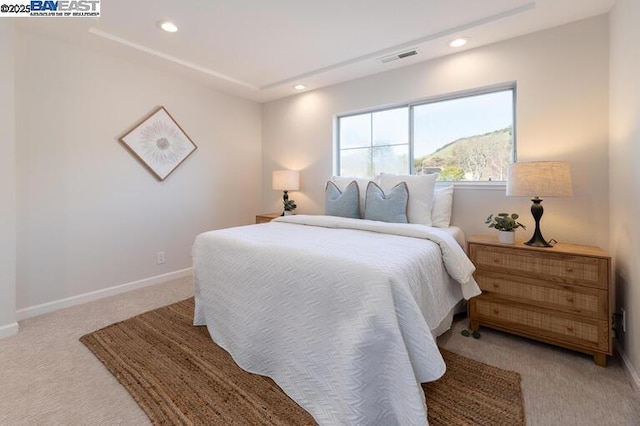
[524,236,553,247]
[280,190,289,216]
[526,197,554,248]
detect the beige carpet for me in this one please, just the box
[80,297,525,426]
[1,277,639,425]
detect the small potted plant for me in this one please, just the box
[283,199,297,215]
[485,213,526,244]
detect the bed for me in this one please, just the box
[193,214,481,425]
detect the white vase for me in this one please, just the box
[498,230,515,244]
[284,210,293,216]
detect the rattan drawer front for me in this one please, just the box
[471,244,606,289]
[476,273,608,318]
[473,299,608,351]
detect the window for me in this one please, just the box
[336,86,515,181]
[338,107,409,177]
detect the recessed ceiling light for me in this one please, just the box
[293,84,306,90]
[158,21,178,33]
[449,38,468,48]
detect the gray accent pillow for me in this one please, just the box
[364,181,409,223]
[324,180,360,219]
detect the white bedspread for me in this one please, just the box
[193,215,480,425]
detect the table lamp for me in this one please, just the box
[506,161,572,247]
[272,170,300,215]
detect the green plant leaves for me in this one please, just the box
[484,212,526,231]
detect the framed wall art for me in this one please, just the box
[119,106,197,181]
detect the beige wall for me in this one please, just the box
[0,21,17,337]
[14,30,262,311]
[262,16,609,249]
[610,0,640,389]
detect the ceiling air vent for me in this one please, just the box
[379,49,418,64]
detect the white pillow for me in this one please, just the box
[431,185,454,228]
[379,173,437,226]
[331,176,379,218]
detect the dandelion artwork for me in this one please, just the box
[119,107,197,181]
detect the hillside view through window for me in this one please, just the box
[337,88,514,181]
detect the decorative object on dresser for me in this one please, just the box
[506,161,572,247]
[272,170,300,215]
[467,235,611,366]
[119,106,197,181]
[484,212,526,244]
[255,213,281,224]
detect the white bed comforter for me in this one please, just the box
[193,215,480,425]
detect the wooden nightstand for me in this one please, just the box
[467,235,612,366]
[256,213,281,224]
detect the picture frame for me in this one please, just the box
[119,106,197,181]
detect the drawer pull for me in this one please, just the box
[493,258,500,263]
[493,283,500,289]
[566,267,574,272]
[566,325,574,332]
[493,309,500,315]
[566,297,574,303]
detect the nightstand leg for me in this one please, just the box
[469,320,480,331]
[593,353,607,367]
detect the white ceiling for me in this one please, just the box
[17,0,614,102]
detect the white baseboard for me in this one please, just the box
[0,322,19,339]
[616,341,640,393]
[16,268,192,321]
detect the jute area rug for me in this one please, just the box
[80,298,525,425]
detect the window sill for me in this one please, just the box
[436,181,506,191]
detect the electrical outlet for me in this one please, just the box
[157,251,166,265]
[621,308,626,333]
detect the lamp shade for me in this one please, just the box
[506,161,572,198]
[272,170,300,191]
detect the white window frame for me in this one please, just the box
[334,82,517,187]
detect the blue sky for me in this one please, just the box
[339,89,513,157]
[413,90,513,157]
